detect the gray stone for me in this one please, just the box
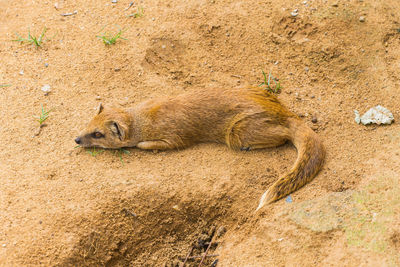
[289,191,355,232]
[311,116,318,123]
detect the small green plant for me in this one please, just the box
[128,6,144,18]
[96,28,127,45]
[0,84,11,87]
[35,104,52,126]
[259,69,281,93]
[13,28,48,48]
[86,147,104,157]
[115,148,130,165]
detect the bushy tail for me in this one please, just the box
[256,118,325,211]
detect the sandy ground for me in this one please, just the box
[1,0,400,266]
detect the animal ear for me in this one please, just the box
[109,121,128,141]
[97,103,104,114]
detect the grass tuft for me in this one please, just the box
[115,148,130,165]
[259,69,281,94]
[86,147,104,157]
[35,104,52,126]
[128,6,144,18]
[13,28,48,48]
[96,27,127,45]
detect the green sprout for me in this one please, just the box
[35,104,52,126]
[128,6,144,18]
[0,84,11,87]
[259,69,281,94]
[115,148,130,165]
[96,27,127,45]
[13,28,48,48]
[86,147,104,157]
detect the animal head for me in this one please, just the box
[75,104,132,149]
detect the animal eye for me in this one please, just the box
[92,132,104,138]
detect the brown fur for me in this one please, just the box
[76,86,325,210]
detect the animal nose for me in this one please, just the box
[75,137,81,144]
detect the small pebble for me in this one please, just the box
[359,16,365,22]
[331,2,338,7]
[114,67,121,72]
[291,9,298,17]
[19,70,24,75]
[44,63,49,67]
[311,116,318,123]
[2,244,6,248]
[151,17,155,21]
[161,44,166,49]
[95,96,101,100]
[41,84,51,95]
[111,0,117,3]
[305,67,309,72]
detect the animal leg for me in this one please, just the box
[226,114,290,151]
[136,140,174,150]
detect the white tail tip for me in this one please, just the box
[255,189,270,212]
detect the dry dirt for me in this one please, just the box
[1,0,400,266]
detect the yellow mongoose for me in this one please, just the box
[75,86,325,210]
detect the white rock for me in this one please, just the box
[354,110,361,124]
[355,105,394,125]
[41,84,51,95]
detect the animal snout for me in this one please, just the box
[75,137,82,144]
